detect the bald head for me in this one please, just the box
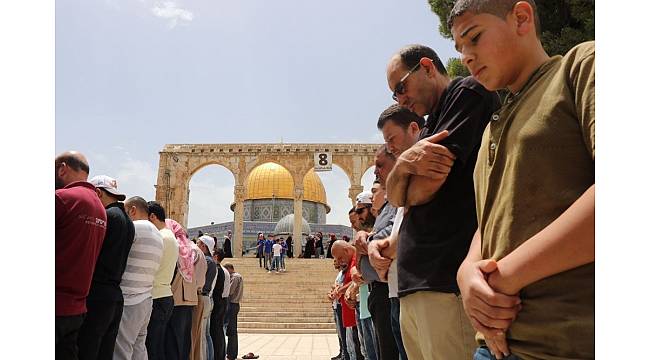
[55,151,90,189]
[125,196,150,221]
[331,240,355,266]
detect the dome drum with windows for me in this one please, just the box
[230,163,330,224]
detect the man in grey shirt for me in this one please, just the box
[353,144,399,360]
[224,264,243,360]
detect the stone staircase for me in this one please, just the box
[222,257,339,334]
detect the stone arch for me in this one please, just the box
[155,143,381,257]
[185,162,237,229]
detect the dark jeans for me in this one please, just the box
[354,302,377,360]
[367,282,399,360]
[226,302,240,360]
[77,299,123,360]
[351,325,364,360]
[474,346,521,360]
[56,314,85,360]
[164,305,193,360]
[389,297,408,360]
[210,297,228,360]
[334,303,349,359]
[146,296,174,360]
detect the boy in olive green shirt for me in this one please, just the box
[448,1,594,359]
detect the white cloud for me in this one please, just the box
[88,150,158,202]
[151,1,194,28]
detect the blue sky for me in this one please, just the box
[55,0,458,227]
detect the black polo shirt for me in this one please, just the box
[397,76,500,297]
[87,202,135,302]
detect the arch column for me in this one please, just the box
[348,184,364,207]
[233,185,245,258]
[292,186,304,258]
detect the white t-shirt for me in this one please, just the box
[221,266,231,299]
[388,207,405,298]
[272,243,282,256]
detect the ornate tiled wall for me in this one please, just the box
[243,199,326,224]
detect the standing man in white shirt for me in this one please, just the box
[114,196,163,360]
[272,240,282,274]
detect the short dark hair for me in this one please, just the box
[398,44,447,76]
[377,104,425,130]
[447,0,541,38]
[223,263,234,271]
[147,201,166,221]
[55,154,90,173]
[125,196,150,215]
[376,144,396,161]
[214,248,225,261]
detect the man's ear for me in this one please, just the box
[421,57,438,78]
[512,1,536,36]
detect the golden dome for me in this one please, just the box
[245,163,328,207]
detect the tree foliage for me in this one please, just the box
[427,0,595,56]
[446,57,470,78]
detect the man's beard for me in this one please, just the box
[359,213,376,231]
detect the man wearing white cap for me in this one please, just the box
[355,191,375,232]
[190,235,217,360]
[78,175,135,360]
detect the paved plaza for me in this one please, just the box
[235,333,340,360]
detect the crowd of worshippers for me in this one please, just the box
[55,152,245,360]
[55,1,594,359]
[321,1,594,360]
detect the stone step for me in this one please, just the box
[240,310,334,318]
[238,321,336,330]
[238,328,338,334]
[240,304,334,311]
[239,316,333,323]
[244,293,329,300]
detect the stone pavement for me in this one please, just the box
[234,333,340,360]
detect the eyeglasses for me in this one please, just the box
[392,62,421,101]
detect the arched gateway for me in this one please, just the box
[155,143,380,257]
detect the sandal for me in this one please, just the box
[243,353,259,359]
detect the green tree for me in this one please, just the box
[427,0,595,56]
[446,57,470,77]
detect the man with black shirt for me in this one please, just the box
[210,249,228,360]
[383,44,500,359]
[78,175,134,360]
[223,231,233,258]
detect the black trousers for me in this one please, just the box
[146,296,174,360]
[225,302,240,360]
[77,299,123,360]
[210,297,228,360]
[164,305,193,360]
[56,314,85,360]
[368,282,399,360]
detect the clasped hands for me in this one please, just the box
[396,130,456,180]
[458,259,523,359]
